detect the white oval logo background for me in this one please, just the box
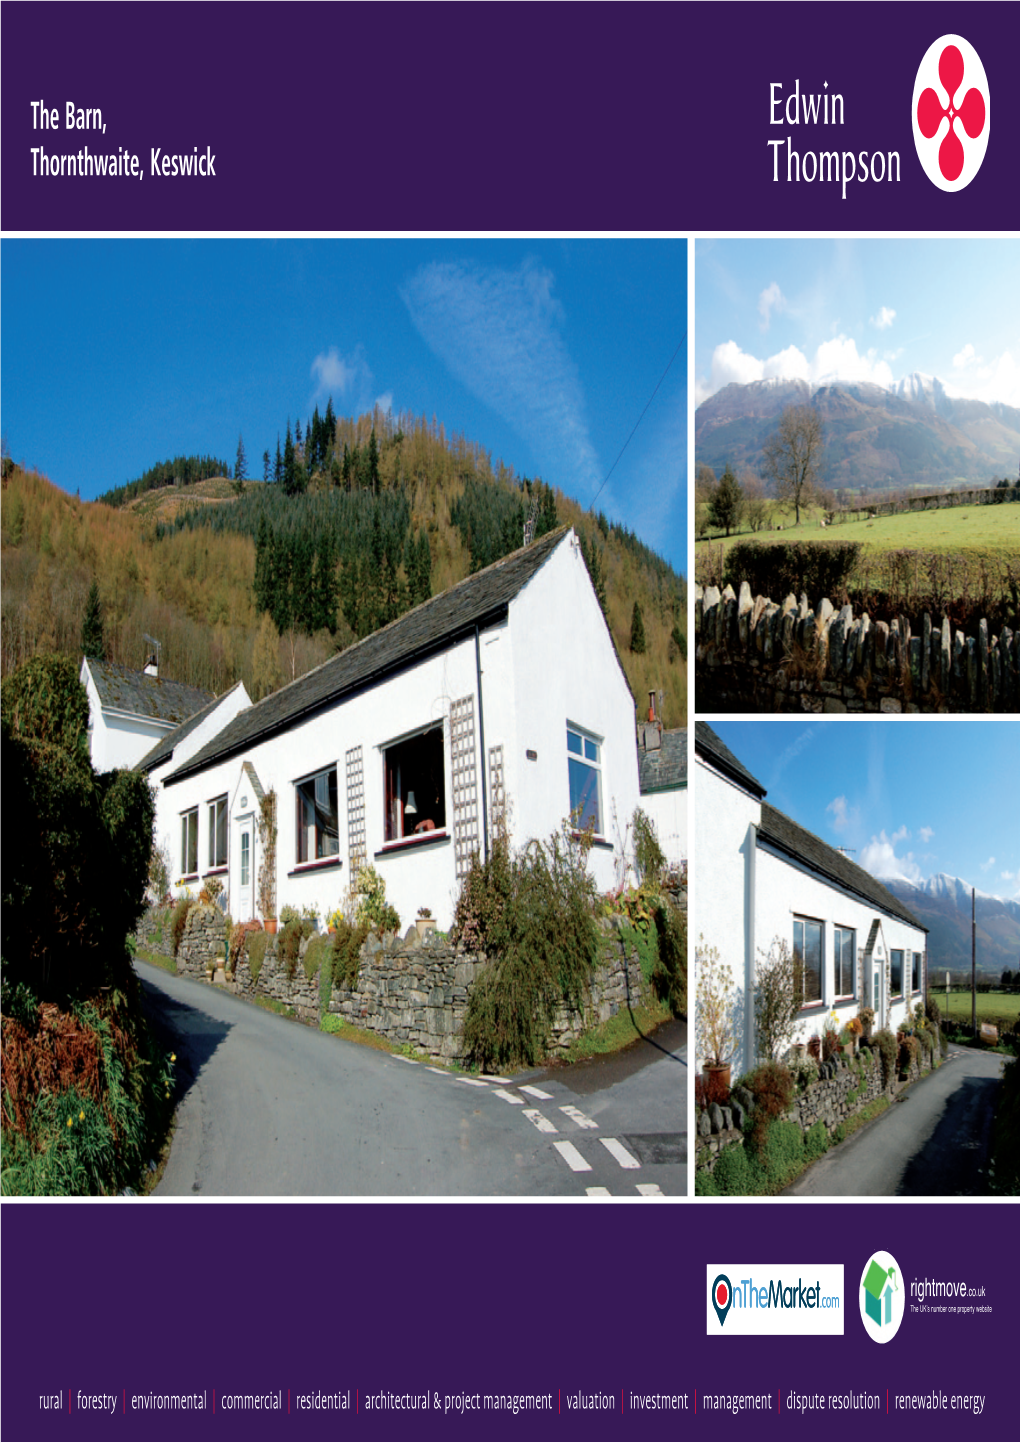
[859,1250,906,1344]
[911,34,989,192]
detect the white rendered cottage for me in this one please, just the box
[695,723,928,1076]
[146,528,641,932]
[80,656,215,772]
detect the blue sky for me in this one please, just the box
[1,238,687,572]
[708,721,1020,902]
[696,238,1020,411]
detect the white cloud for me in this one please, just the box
[943,348,1020,408]
[401,257,600,496]
[697,334,894,404]
[918,826,934,843]
[980,856,996,872]
[310,345,360,400]
[374,391,394,416]
[758,281,786,331]
[869,306,896,330]
[859,828,924,884]
[826,795,860,833]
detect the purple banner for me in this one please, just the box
[2,3,1017,231]
[1,1203,1007,1436]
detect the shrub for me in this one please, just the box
[632,807,665,883]
[247,931,269,982]
[652,898,686,1018]
[874,1028,898,1088]
[331,918,369,990]
[713,1143,753,1195]
[724,539,861,603]
[2,656,155,1003]
[744,1060,795,1151]
[754,937,802,1062]
[458,828,599,1070]
[696,938,736,1068]
[761,1119,805,1187]
[228,919,262,974]
[805,1120,829,1161]
[925,995,942,1029]
[353,865,401,936]
[917,1026,935,1066]
[279,917,313,980]
[822,1026,840,1063]
[898,1032,920,1080]
[317,939,334,1015]
[303,932,331,983]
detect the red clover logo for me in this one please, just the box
[912,35,989,191]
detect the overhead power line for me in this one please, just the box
[587,331,687,516]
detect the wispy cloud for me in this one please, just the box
[980,856,996,872]
[309,345,372,409]
[918,826,934,843]
[758,282,786,332]
[826,795,859,833]
[400,258,601,497]
[869,306,896,330]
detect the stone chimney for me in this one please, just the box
[639,690,661,752]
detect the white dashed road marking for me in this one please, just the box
[585,1186,611,1196]
[457,1076,490,1087]
[636,1183,664,1196]
[524,1109,558,1134]
[492,1089,525,1105]
[559,1105,598,1129]
[427,1067,448,1076]
[600,1137,640,1169]
[519,1084,553,1100]
[394,1055,419,1065]
[554,1141,593,1172]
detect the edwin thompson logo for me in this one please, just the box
[911,35,989,192]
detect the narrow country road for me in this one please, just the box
[139,960,686,1198]
[784,1046,1003,1197]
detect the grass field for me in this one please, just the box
[696,502,1020,562]
[939,990,1020,1029]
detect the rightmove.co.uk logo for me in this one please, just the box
[707,1265,843,1337]
[911,34,989,191]
[859,1251,906,1344]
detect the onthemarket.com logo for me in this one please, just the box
[707,1265,844,1337]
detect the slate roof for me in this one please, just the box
[694,721,767,799]
[638,727,687,794]
[758,802,926,932]
[136,682,247,774]
[86,659,213,728]
[166,527,574,786]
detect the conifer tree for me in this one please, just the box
[283,422,296,497]
[81,578,105,659]
[235,433,247,483]
[367,429,380,495]
[274,435,283,486]
[630,600,646,654]
[263,449,270,484]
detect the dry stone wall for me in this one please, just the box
[135,908,645,1065]
[696,1042,938,1175]
[696,581,1019,713]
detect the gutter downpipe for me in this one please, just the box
[746,822,757,1075]
[474,624,490,863]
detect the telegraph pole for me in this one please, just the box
[971,888,976,1036]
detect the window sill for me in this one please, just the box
[203,867,228,879]
[375,830,450,858]
[178,874,199,886]
[832,996,857,1008]
[287,857,343,878]
[798,1000,825,1014]
[570,832,613,851]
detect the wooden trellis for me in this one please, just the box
[450,696,479,880]
[345,745,366,877]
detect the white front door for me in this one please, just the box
[873,960,884,1031]
[238,817,254,921]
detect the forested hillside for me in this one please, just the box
[1,407,687,724]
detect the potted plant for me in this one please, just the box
[857,1006,875,1042]
[257,789,278,933]
[695,939,736,1092]
[326,907,343,936]
[415,906,436,940]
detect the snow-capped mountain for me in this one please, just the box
[695,373,1020,493]
[878,871,1020,977]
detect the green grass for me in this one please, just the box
[559,997,673,1062]
[135,948,178,977]
[939,990,1020,1023]
[697,502,1020,564]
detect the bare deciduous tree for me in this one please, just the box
[762,404,824,526]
